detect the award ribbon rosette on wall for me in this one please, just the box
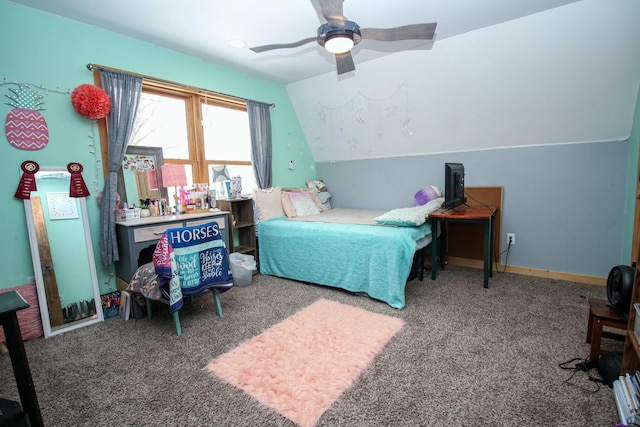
[68,162,90,198]
[14,160,39,200]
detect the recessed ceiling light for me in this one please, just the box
[228,39,247,48]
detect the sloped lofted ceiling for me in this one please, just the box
[9,0,579,85]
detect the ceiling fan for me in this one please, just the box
[249,0,437,75]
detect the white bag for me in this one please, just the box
[229,253,256,286]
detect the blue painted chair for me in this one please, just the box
[131,221,233,336]
[145,286,225,336]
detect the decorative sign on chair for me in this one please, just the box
[153,221,233,313]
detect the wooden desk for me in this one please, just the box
[115,211,229,286]
[429,205,497,288]
[0,291,43,427]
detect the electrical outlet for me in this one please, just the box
[507,233,516,245]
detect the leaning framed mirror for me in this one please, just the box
[118,145,166,207]
[23,166,104,338]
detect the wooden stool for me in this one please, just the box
[586,297,627,361]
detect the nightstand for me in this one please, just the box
[216,198,256,257]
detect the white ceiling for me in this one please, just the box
[11,0,580,85]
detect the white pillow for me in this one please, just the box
[252,187,285,220]
[288,191,320,217]
[375,198,444,226]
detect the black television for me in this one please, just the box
[443,162,466,210]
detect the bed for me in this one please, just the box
[256,190,443,309]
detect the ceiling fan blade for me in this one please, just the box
[335,51,355,75]
[250,37,317,53]
[361,23,437,42]
[311,0,345,26]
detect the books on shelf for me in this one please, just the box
[118,291,131,321]
[613,371,640,426]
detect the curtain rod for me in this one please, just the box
[86,63,275,108]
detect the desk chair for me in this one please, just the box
[145,286,224,337]
[131,221,233,336]
[586,297,627,361]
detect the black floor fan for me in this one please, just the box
[607,264,635,320]
[595,265,635,386]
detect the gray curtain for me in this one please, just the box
[99,70,143,267]
[247,100,272,189]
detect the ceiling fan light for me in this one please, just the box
[228,39,247,48]
[324,34,354,54]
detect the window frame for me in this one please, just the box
[95,71,252,186]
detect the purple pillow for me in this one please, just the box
[414,185,442,206]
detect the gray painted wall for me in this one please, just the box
[289,1,639,280]
[287,1,640,164]
[317,140,629,278]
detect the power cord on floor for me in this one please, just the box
[559,354,604,393]
[495,242,511,273]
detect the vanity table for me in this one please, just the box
[115,211,229,287]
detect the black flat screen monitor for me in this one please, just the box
[444,163,466,210]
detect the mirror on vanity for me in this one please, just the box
[118,145,167,207]
[23,166,104,338]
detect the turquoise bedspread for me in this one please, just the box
[258,217,431,309]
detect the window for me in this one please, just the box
[128,81,256,199]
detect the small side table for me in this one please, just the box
[0,291,43,427]
[429,205,497,288]
[586,297,627,361]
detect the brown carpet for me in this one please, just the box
[205,299,404,427]
[0,266,622,426]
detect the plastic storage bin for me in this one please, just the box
[229,253,257,287]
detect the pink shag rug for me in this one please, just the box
[205,299,404,427]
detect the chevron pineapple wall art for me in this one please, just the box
[5,84,49,150]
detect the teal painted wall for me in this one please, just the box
[625,85,640,263]
[0,1,314,292]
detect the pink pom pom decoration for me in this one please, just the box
[414,185,442,205]
[71,84,112,119]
